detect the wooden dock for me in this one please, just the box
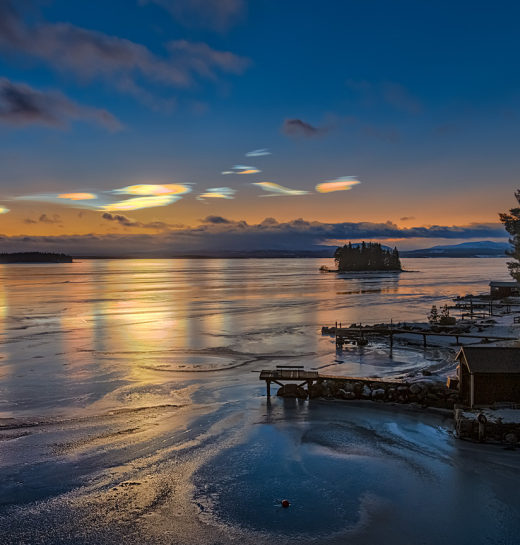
[259,365,319,397]
[333,326,517,348]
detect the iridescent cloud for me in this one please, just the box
[198,187,236,200]
[253,182,309,196]
[101,195,181,211]
[222,165,261,175]
[112,184,191,196]
[0,206,9,214]
[245,149,271,157]
[315,177,361,193]
[58,192,97,200]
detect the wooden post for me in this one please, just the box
[390,332,393,348]
[266,380,271,397]
[423,334,427,348]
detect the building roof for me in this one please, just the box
[489,281,520,288]
[456,347,520,374]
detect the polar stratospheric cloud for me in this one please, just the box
[112,184,191,196]
[101,195,182,211]
[57,193,98,200]
[198,187,236,199]
[253,182,309,196]
[245,149,271,157]
[315,176,361,193]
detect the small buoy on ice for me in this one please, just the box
[281,499,290,508]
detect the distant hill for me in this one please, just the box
[401,241,510,258]
[0,252,73,263]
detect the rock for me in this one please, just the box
[345,391,356,400]
[362,385,372,398]
[277,383,307,399]
[409,384,422,395]
[337,389,348,399]
[504,433,518,445]
[372,388,385,399]
[422,370,432,376]
[309,382,326,398]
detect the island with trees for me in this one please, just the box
[0,252,73,264]
[332,242,402,272]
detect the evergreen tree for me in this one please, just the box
[334,242,402,271]
[428,305,439,324]
[499,189,520,281]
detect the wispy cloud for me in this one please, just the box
[253,182,309,197]
[101,195,182,212]
[0,78,121,130]
[0,1,249,106]
[281,118,325,138]
[24,213,62,225]
[140,0,245,31]
[315,176,361,193]
[221,165,261,175]
[245,148,271,157]
[16,183,192,212]
[201,215,233,224]
[400,216,416,222]
[198,187,235,199]
[101,212,182,230]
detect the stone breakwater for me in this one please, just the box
[278,377,459,410]
[455,408,520,444]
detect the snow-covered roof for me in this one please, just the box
[456,347,520,374]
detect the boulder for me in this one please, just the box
[409,383,422,395]
[372,388,385,400]
[361,385,372,398]
[277,383,307,399]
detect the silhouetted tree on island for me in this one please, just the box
[499,189,520,281]
[334,242,402,271]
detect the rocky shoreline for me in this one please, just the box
[277,376,459,410]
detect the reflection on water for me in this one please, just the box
[0,258,518,545]
[0,258,511,417]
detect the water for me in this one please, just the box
[0,258,518,544]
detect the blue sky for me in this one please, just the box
[0,0,518,252]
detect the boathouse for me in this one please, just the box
[489,281,520,299]
[456,347,520,408]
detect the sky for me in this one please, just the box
[0,0,519,255]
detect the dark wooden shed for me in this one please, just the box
[456,346,520,408]
[489,281,520,299]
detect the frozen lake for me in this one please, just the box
[0,258,518,544]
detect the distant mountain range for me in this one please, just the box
[70,241,510,259]
[400,241,510,258]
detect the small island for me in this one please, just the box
[0,252,73,264]
[333,242,402,272]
